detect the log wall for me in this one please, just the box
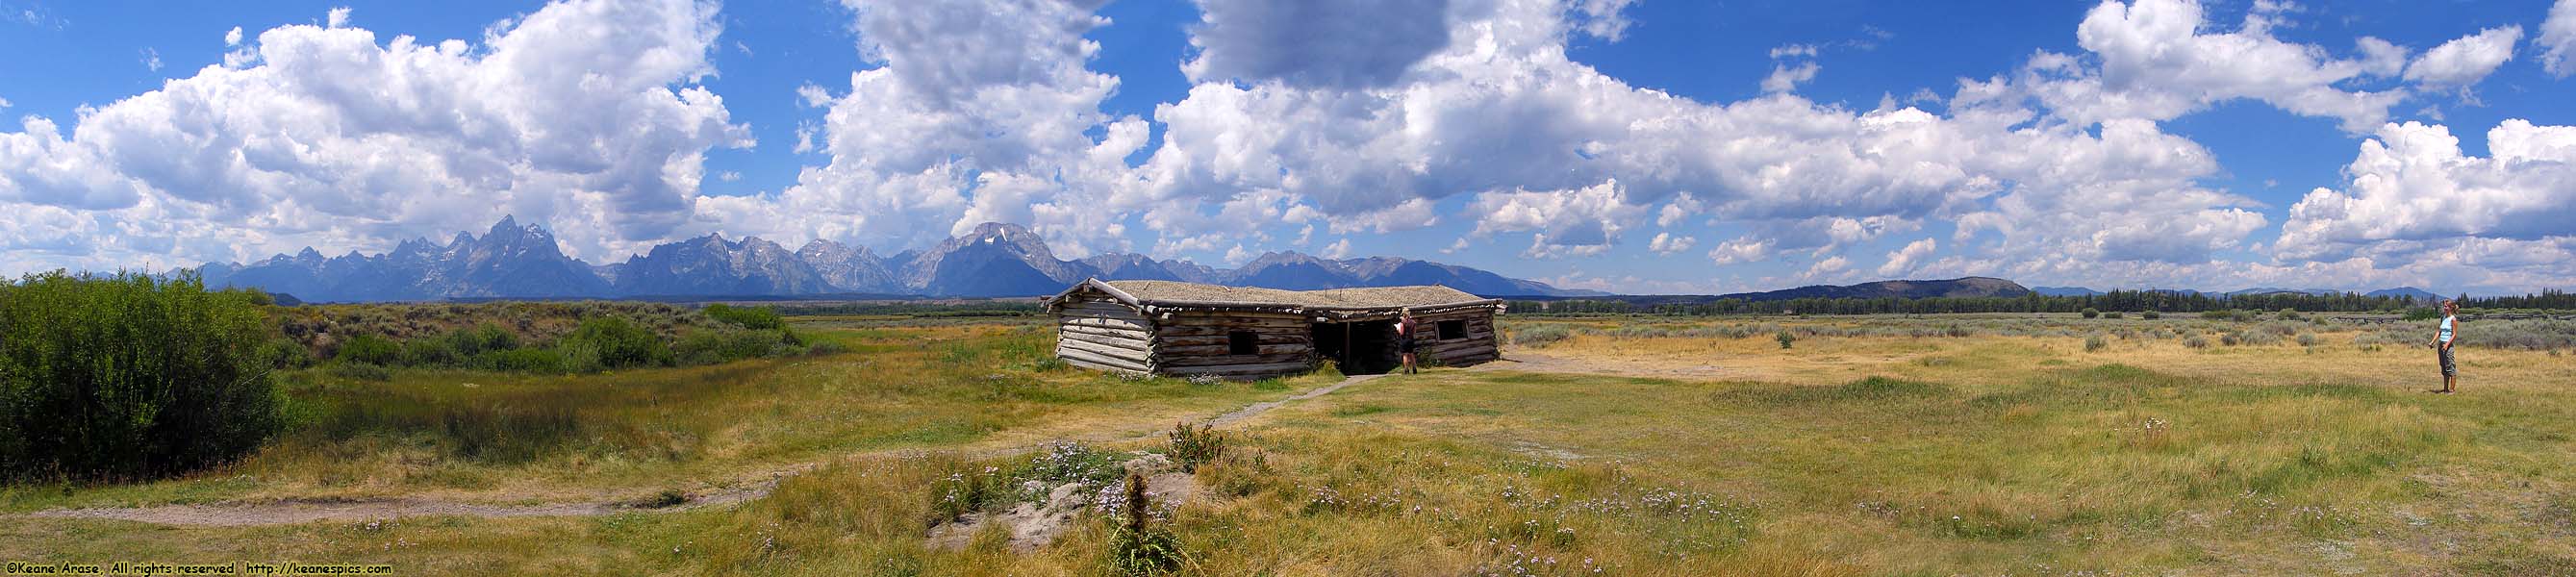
[1053,292,1155,375]
[1151,310,1317,378]
[1407,310,1500,366]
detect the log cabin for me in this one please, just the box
[1042,279,1504,378]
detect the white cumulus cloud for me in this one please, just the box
[0,0,749,271]
[2404,26,2521,88]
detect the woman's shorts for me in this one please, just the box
[2439,347,2457,377]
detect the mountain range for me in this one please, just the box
[2032,285,2443,303]
[188,218,1603,302]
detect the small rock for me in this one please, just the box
[1124,452,1174,476]
[1145,472,1201,509]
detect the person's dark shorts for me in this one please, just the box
[2438,346,2457,377]
[1398,337,1417,354]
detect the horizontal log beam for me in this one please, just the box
[1059,339,1149,365]
[1161,311,1311,321]
[1062,316,1149,332]
[1159,342,1311,357]
[1061,332,1151,354]
[1159,351,1315,367]
[1157,361,1318,377]
[1058,346,1149,372]
[1159,333,1307,347]
[1059,324,1150,341]
[1064,356,1148,375]
[1156,325,1307,337]
[1062,302,1145,316]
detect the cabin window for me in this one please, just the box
[1227,331,1258,355]
[1437,320,1467,340]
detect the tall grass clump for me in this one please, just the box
[0,272,282,481]
[1108,471,1185,575]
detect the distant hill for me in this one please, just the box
[2031,286,2102,297]
[1717,277,2032,302]
[189,218,1597,302]
[2365,287,2439,303]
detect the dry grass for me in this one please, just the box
[0,321,1318,512]
[9,314,2576,575]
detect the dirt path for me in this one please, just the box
[1205,373,1381,428]
[20,373,1384,527]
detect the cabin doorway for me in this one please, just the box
[1311,319,1397,375]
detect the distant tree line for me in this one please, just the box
[2463,288,2576,311]
[1503,289,2446,316]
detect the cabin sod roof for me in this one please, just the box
[1046,279,1500,314]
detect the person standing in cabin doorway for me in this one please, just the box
[2429,299,2461,393]
[1397,309,1419,375]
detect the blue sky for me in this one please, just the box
[2,0,2572,295]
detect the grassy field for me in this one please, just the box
[7,314,2576,575]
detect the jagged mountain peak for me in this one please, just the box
[193,217,1589,301]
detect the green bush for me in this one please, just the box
[2081,308,2100,318]
[336,334,403,365]
[2402,307,2440,321]
[556,316,670,372]
[2103,312,2125,319]
[1776,331,1797,349]
[2142,311,2162,319]
[1167,422,1229,473]
[2084,335,2108,352]
[672,328,791,366]
[0,272,282,481]
[702,303,787,331]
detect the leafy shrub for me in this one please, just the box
[2103,312,2125,319]
[1776,331,1797,349]
[2297,334,2319,347]
[673,328,791,366]
[2084,336,2108,352]
[0,272,282,481]
[702,303,787,331]
[2402,307,2440,321]
[1167,422,1229,473]
[2278,308,2304,321]
[2081,308,2100,319]
[2220,333,2242,346]
[557,316,670,371]
[2185,336,2211,349]
[336,333,404,365]
[2142,311,2162,319]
